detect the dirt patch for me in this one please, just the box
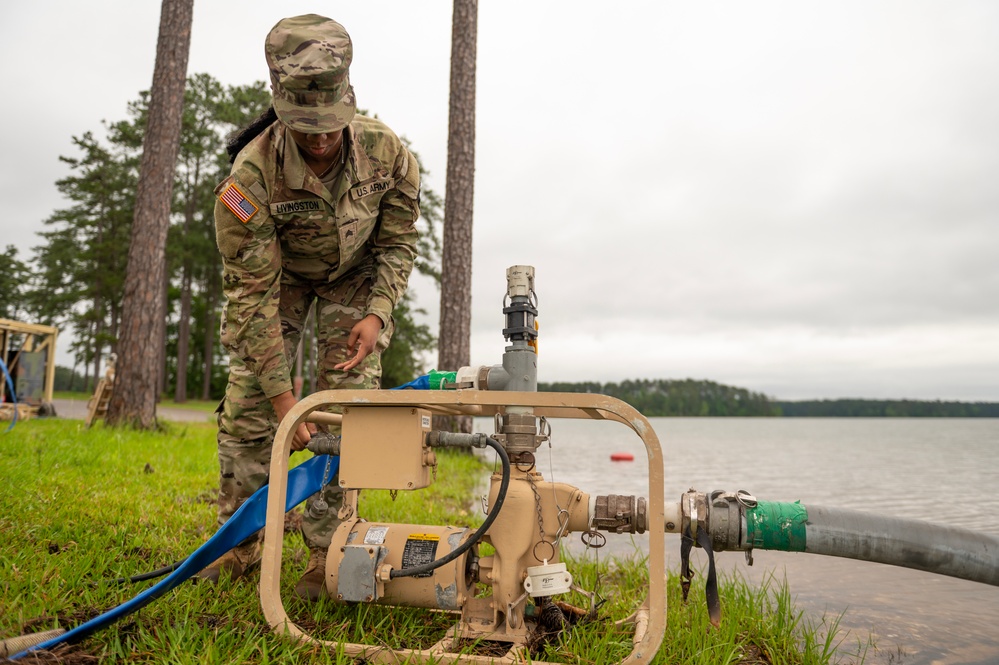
[5,643,100,664]
[735,641,772,664]
[123,546,154,561]
[451,638,515,658]
[184,489,219,506]
[45,541,77,555]
[284,508,304,534]
[21,608,101,634]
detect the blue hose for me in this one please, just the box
[0,357,18,432]
[13,373,426,656]
[11,454,339,659]
[391,374,430,390]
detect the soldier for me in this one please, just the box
[198,14,420,601]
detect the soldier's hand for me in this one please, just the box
[270,390,317,451]
[334,314,383,372]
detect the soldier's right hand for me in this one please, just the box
[270,390,318,451]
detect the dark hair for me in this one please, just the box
[226,106,279,163]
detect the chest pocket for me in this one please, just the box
[270,199,336,259]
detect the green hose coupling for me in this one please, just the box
[428,369,458,390]
[745,501,808,552]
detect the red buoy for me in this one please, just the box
[610,452,634,462]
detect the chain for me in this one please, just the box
[580,519,606,607]
[321,453,333,487]
[308,453,335,519]
[528,471,546,546]
[532,418,552,543]
[528,471,558,563]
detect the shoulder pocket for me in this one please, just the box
[215,176,261,224]
[215,176,254,259]
[396,150,420,200]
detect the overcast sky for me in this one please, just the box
[2,1,997,401]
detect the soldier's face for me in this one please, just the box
[289,128,344,161]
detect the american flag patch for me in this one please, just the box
[219,182,258,223]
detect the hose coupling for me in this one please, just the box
[307,431,341,456]
[592,494,648,534]
[426,430,490,449]
[680,489,754,553]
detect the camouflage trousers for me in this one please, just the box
[216,272,393,551]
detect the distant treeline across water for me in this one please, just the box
[537,379,999,417]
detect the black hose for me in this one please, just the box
[390,436,511,579]
[745,501,999,586]
[804,505,999,586]
[108,561,185,585]
[109,436,509,584]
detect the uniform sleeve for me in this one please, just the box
[365,146,421,326]
[215,172,294,398]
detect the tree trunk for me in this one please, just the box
[175,258,192,403]
[106,0,193,429]
[92,310,103,394]
[200,267,218,401]
[175,180,197,403]
[294,304,312,399]
[436,0,477,434]
[160,261,169,399]
[309,317,317,395]
[84,319,95,394]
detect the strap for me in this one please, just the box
[679,523,722,627]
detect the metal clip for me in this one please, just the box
[736,490,757,508]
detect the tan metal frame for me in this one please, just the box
[260,389,667,664]
[0,318,58,415]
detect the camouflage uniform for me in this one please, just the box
[213,23,420,550]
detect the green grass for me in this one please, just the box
[0,420,865,663]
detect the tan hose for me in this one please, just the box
[0,629,67,658]
[631,609,650,646]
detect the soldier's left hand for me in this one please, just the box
[334,314,383,372]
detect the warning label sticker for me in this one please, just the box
[401,534,440,578]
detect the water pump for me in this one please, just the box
[258,265,669,663]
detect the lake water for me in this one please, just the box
[474,416,999,665]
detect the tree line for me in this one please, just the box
[1,73,441,401]
[539,380,999,417]
[775,399,999,417]
[539,379,781,417]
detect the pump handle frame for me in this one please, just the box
[260,388,666,665]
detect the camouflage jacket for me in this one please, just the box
[214,115,420,398]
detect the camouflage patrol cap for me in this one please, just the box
[265,14,356,134]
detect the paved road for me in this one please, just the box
[53,398,213,423]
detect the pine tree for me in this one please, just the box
[437,0,478,432]
[107,0,193,428]
[0,246,31,321]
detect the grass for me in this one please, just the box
[1,419,866,664]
